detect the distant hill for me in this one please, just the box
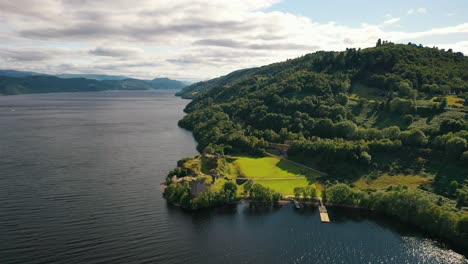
[150,78,186,90]
[0,70,188,95]
[0,75,188,95]
[56,74,130,81]
[0,69,51,78]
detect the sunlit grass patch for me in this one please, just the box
[231,156,321,179]
[353,174,430,190]
[431,95,464,108]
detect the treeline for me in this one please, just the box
[164,181,238,210]
[164,178,281,209]
[324,183,468,251]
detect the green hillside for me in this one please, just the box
[167,41,468,248]
[177,42,468,197]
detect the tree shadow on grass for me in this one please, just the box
[276,159,323,184]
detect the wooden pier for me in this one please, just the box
[292,199,302,209]
[318,198,330,223]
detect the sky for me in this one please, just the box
[0,0,467,81]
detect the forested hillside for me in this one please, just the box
[178,41,468,201]
[168,41,468,249]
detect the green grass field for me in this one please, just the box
[224,156,323,196]
[231,156,321,179]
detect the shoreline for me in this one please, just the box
[164,197,467,256]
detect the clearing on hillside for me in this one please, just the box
[353,174,430,190]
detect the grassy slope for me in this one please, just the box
[353,174,430,190]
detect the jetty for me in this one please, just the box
[292,199,302,209]
[318,198,330,223]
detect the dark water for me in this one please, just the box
[0,91,466,264]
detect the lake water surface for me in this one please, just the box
[0,91,466,264]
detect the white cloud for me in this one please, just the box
[0,1,464,81]
[383,17,400,26]
[432,41,468,55]
[408,7,427,15]
[417,7,427,14]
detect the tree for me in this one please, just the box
[446,137,467,158]
[440,97,448,109]
[382,126,401,140]
[223,182,238,203]
[294,187,304,199]
[325,184,354,204]
[249,183,281,203]
[440,119,464,134]
[401,129,427,147]
[458,215,468,235]
[305,185,317,200]
[389,98,416,114]
[376,39,382,47]
[456,186,468,209]
[403,114,413,125]
[244,180,254,193]
[360,151,372,165]
[334,121,357,138]
[336,93,348,106]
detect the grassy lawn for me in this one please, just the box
[231,156,321,179]
[222,156,324,196]
[353,174,430,190]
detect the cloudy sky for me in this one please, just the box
[0,0,467,81]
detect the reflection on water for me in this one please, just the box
[0,91,466,264]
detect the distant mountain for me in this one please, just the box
[0,75,188,95]
[56,74,130,81]
[0,69,51,78]
[0,69,189,95]
[150,78,186,90]
[181,80,194,86]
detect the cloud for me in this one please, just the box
[408,7,427,15]
[433,41,468,55]
[89,46,143,57]
[417,7,427,14]
[0,1,465,81]
[193,38,317,51]
[383,18,400,25]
